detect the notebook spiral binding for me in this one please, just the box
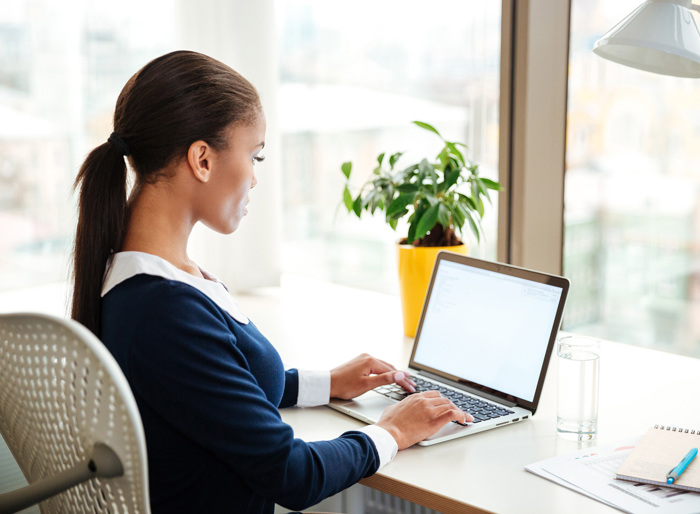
[654,424,700,435]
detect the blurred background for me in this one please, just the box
[0,0,699,356]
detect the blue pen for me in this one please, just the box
[667,448,698,485]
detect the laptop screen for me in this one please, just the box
[410,254,567,406]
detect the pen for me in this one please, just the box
[667,448,698,485]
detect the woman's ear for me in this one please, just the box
[187,140,213,183]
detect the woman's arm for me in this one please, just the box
[126,283,382,511]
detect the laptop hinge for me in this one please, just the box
[416,370,518,408]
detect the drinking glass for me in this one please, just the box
[556,334,600,441]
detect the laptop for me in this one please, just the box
[328,251,570,445]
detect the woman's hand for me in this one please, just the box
[330,353,416,400]
[376,391,473,449]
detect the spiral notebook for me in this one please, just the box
[616,425,700,493]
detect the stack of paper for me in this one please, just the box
[525,440,700,514]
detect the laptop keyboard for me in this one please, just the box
[373,377,514,424]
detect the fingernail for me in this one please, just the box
[393,372,405,382]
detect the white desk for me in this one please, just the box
[239,276,700,514]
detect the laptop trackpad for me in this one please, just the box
[336,396,395,423]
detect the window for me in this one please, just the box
[2,1,503,300]
[276,0,502,294]
[0,1,174,293]
[564,0,700,357]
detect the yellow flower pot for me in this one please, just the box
[397,243,468,337]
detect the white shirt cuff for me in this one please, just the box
[359,425,398,470]
[296,369,331,407]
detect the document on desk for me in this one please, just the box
[525,440,700,514]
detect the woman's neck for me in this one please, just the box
[120,183,204,279]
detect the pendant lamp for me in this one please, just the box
[593,0,700,78]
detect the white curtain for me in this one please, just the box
[177,0,282,291]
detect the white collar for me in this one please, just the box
[101,251,249,324]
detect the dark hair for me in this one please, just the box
[72,50,262,335]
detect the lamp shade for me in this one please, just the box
[593,0,700,78]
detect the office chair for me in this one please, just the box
[0,313,150,514]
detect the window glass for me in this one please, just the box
[0,1,173,292]
[1,1,502,299]
[277,0,502,294]
[565,0,700,357]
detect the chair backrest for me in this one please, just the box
[0,313,150,513]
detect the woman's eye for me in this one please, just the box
[253,155,265,165]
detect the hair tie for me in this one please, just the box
[108,132,131,156]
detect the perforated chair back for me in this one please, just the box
[0,313,150,514]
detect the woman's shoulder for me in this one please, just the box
[104,273,227,324]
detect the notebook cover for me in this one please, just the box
[616,425,700,493]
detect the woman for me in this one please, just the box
[71,50,470,513]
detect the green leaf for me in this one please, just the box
[412,121,442,138]
[418,158,432,181]
[475,196,485,217]
[440,168,461,193]
[389,218,399,230]
[437,203,450,228]
[341,161,352,179]
[352,195,363,217]
[385,184,395,204]
[407,202,426,243]
[389,152,404,169]
[398,163,419,181]
[466,209,482,243]
[445,142,465,167]
[343,186,353,212]
[407,219,418,244]
[418,158,438,193]
[368,192,378,214]
[424,193,439,207]
[415,203,440,240]
[386,193,417,219]
[377,152,386,166]
[458,193,478,212]
[480,177,503,191]
[471,181,484,216]
[396,183,420,194]
[437,147,449,167]
[363,189,376,209]
[388,209,408,224]
[444,157,460,174]
[476,178,492,204]
[450,204,466,229]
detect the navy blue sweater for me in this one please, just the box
[101,274,380,513]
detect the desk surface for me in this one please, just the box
[239,276,700,514]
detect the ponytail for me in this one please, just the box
[71,142,128,335]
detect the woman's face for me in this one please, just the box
[201,115,266,234]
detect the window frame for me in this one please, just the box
[498,0,572,275]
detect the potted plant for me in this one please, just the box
[340,121,502,336]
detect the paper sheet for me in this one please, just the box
[525,440,700,514]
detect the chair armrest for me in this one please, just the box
[0,443,122,514]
